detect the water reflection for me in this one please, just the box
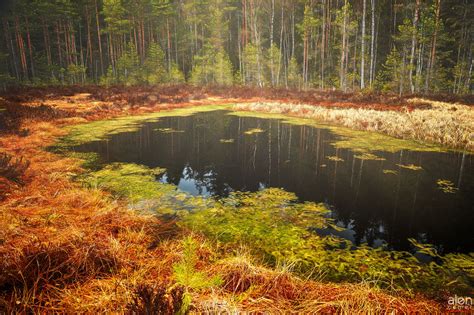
[73,110,474,253]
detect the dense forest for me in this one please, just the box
[0,0,472,94]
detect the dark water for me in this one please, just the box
[72,110,474,253]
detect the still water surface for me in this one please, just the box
[73,110,473,253]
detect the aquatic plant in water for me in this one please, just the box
[56,105,228,147]
[326,156,344,162]
[155,128,185,133]
[56,106,473,298]
[219,139,235,143]
[354,153,386,161]
[229,110,446,154]
[179,188,473,295]
[244,128,265,135]
[396,164,423,171]
[81,162,174,202]
[436,179,458,194]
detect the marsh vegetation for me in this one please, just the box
[0,88,473,313]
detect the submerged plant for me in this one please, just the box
[436,179,458,194]
[326,156,344,162]
[396,164,423,171]
[219,139,235,143]
[81,163,174,202]
[180,188,473,295]
[155,128,184,133]
[244,128,264,135]
[354,153,386,161]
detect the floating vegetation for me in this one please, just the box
[180,188,474,294]
[326,156,344,162]
[230,109,447,154]
[55,105,228,147]
[219,138,235,143]
[436,179,458,194]
[81,162,175,202]
[396,164,423,171]
[155,128,184,133]
[383,169,398,175]
[244,128,265,135]
[354,153,386,161]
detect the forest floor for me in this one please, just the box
[0,85,471,313]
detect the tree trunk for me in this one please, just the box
[25,17,35,78]
[409,0,420,93]
[15,17,28,80]
[95,0,104,75]
[369,0,375,86]
[360,0,366,89]
[340,0,347,91]
[425,0,441,93]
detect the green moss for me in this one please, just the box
[81,162,175,202]
[80,162,212,215]
[229,110,446,154]
[63,151,101,170]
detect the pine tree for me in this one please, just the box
[143,43,167,85]
[287,56,301,89]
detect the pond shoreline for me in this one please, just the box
[1,87,472,313]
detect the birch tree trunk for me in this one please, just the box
[360,0,366,89]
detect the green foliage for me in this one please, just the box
[180,188,473,295]
[375,48,407,93]
[66,64,87,85]
[81,163,174,202]
[173,236,222,314]
[181,188,332,265]
[142,43,167,85]
[173,236,222,290]
[116,44,141,85]
[242,44,265,86]
[265,44,282,86]
[102,0,130,35]
[168,63,185,84]
[190,44,233,86]
[100,42,184,86]
[287,57,301,89]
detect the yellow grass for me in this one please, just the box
[232,99,474,151]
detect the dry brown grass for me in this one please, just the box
[0,88,450,313]
[233,99,474,151]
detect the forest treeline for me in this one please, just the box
[0,0,472,94]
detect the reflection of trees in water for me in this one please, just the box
[74,111,474,253]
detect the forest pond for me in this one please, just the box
[69,109,473,254]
